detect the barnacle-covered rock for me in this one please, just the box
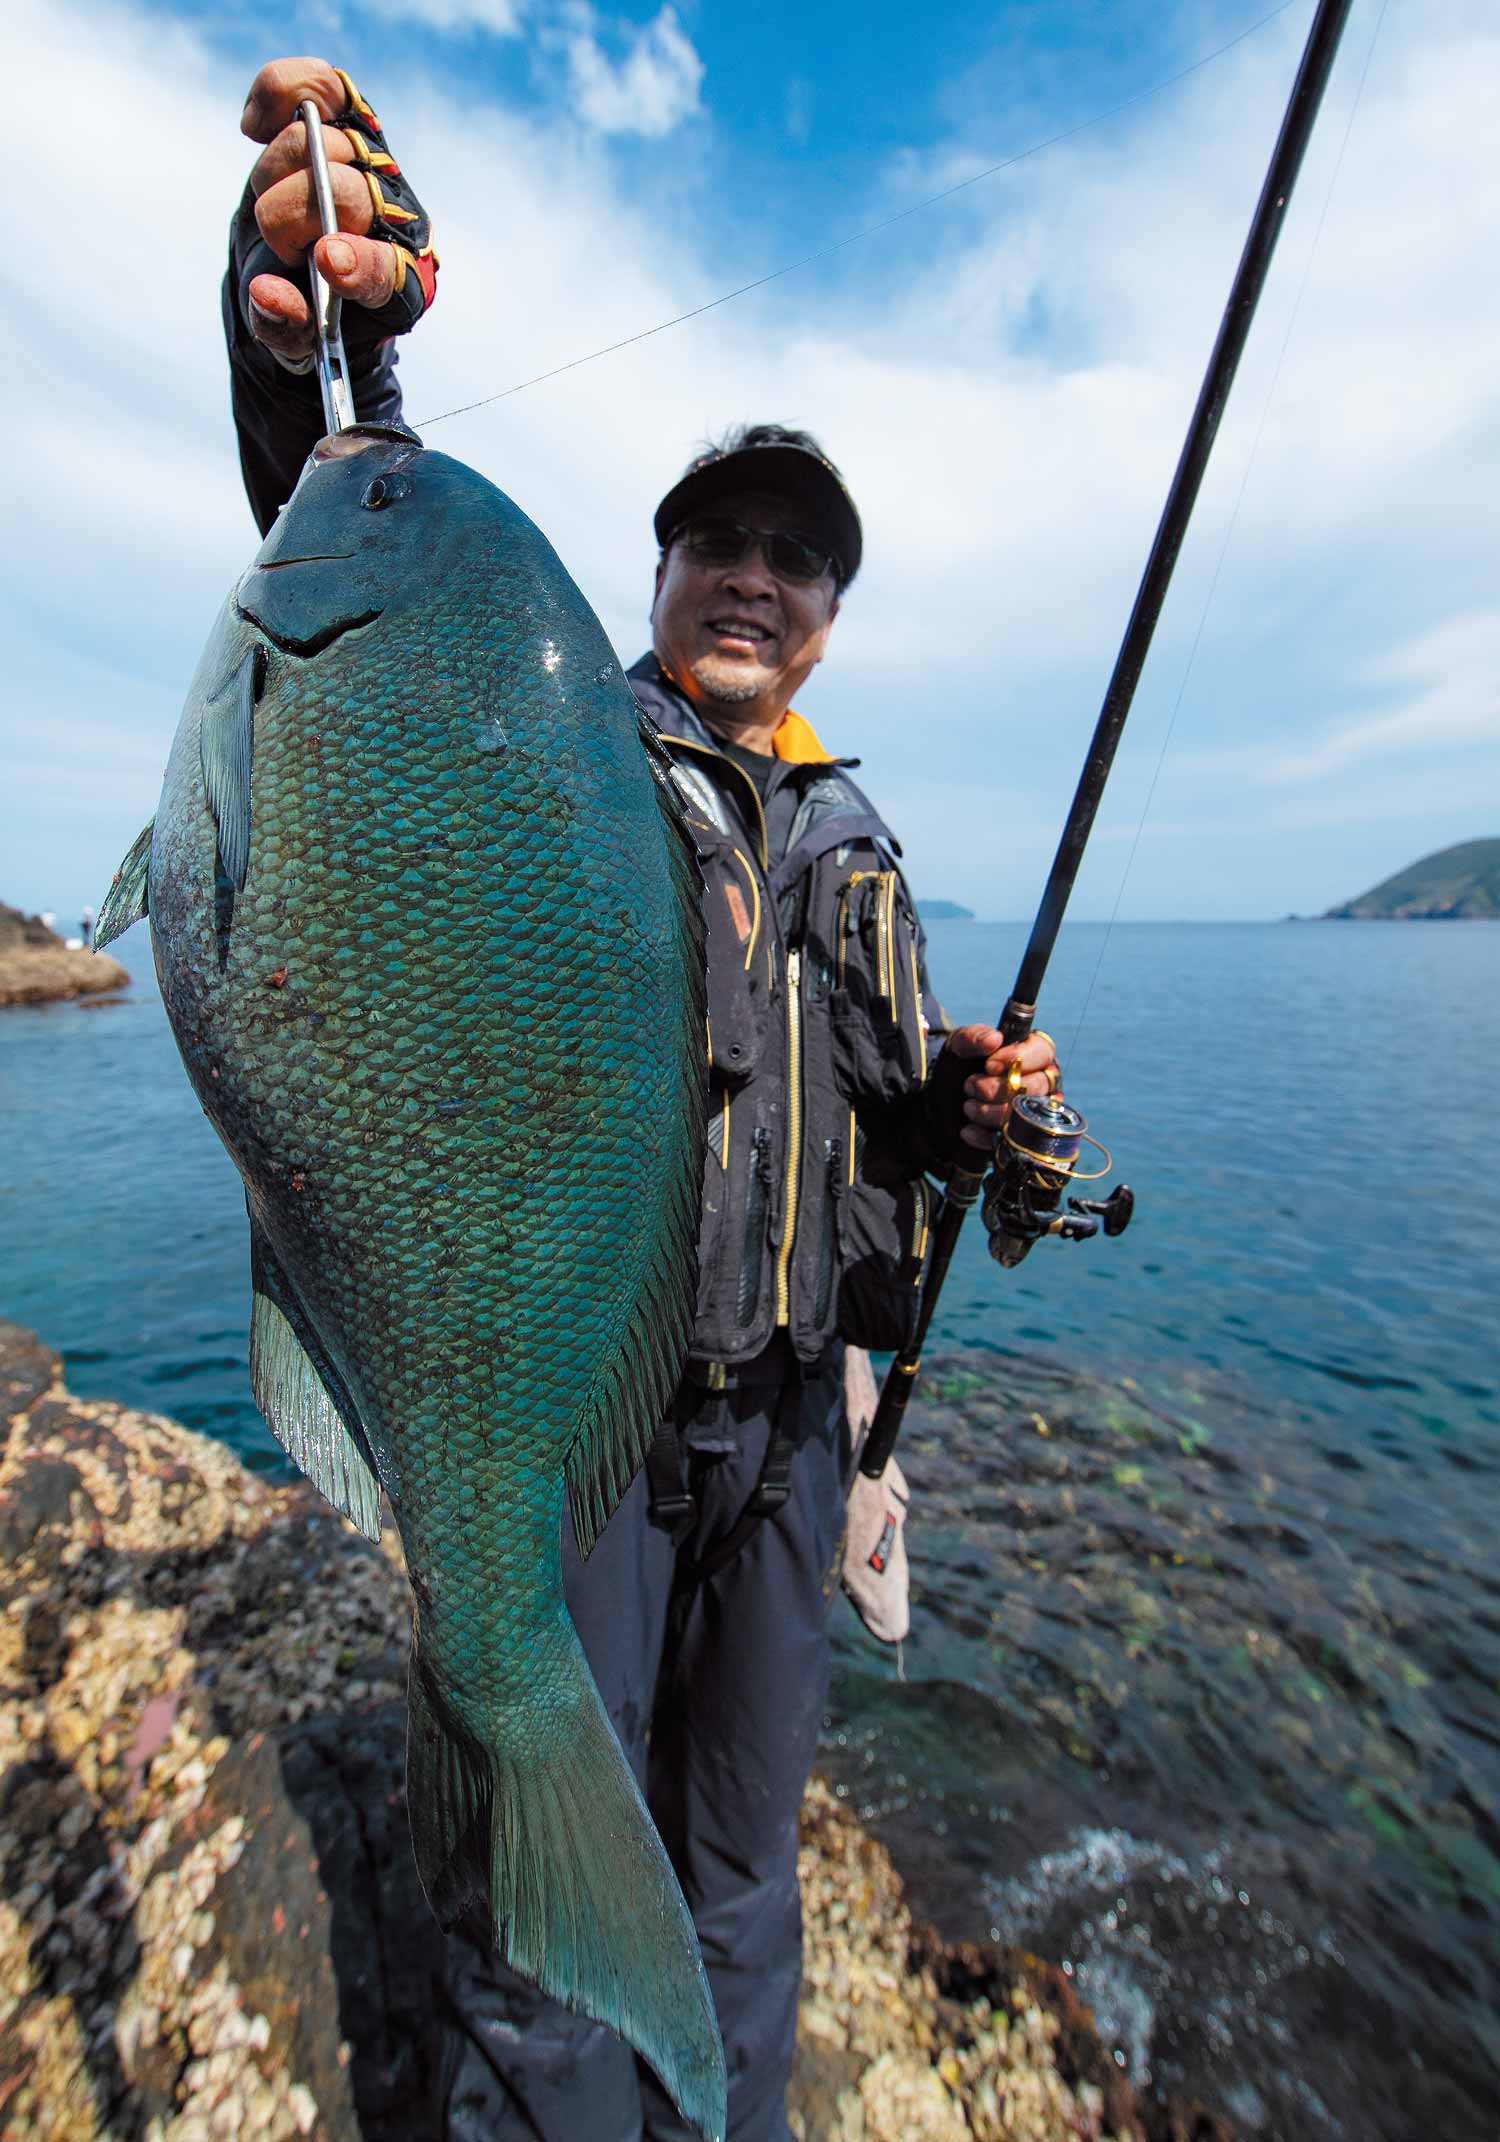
[0,1322,1216,2140]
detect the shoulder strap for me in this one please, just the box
[644,1418,696,1538]
[769,812,897,899]
[685,1402,797,1584]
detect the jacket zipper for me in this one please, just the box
[774,949,803,1326]
[738,1125,772,1326]
[837,870,879,991]
[877,873,897,1004]
[813,1135,842,1328]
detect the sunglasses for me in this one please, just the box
[671,515,838,586]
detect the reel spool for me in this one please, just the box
[983,1092,1134,1269]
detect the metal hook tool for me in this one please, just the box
[299,99,356,435]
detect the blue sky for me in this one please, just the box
[5,0,1497,926]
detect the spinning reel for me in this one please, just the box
[981,1092,1134,1270]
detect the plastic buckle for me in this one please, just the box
[748,1481,790,1517]
[650,1487,697,1526]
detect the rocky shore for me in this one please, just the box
[0,906,128,1009]
[0,1323,1229,2142]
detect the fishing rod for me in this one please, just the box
[859,0,1355,1484]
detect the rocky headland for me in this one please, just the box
[0,1323,1230,2142]
[1322,836,1500,919]
[0,906,128,1009]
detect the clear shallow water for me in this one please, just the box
[2,920,1497,2136]
[827,920,1500,2139]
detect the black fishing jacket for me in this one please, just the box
[628,658,955,1374]
[223,254,966,1378]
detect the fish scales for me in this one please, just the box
[99,431,724,2140]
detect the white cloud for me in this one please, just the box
[1194,609,1500,789]
[4,0,1498,928]
[556,2,703,137]
[364,0,524,31]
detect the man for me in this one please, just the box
[225,60,1062,2142]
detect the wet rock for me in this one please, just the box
[0,1455,93,1570]
[276,1704,444,2138]
[790,2028,868,2138]
[0,1319,1222,2141]
[0,1320,61,1437]
[0,901,129,1006]
[194,1731,363,2137]
[1139,2106,1237,2142]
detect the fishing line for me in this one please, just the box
[414,0,1299,429]
[1064,0,1390,1075]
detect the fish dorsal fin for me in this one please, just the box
[249,1221,383,1541]
[95,820,154,951]
[200,646,260,891]
[565,722,708,1556]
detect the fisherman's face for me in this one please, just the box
[650,490,840,720]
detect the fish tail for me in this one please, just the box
[406,1620,727,2142]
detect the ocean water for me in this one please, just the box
[2,919,1496,2137]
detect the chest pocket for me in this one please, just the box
[693,823,774,1087]
[829,868,928,1104]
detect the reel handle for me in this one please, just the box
[1071,1184,1135,1237]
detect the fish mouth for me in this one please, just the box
[236,598,384,659]
[256,553,357,571]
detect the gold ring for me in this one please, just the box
[1044,1063,1062,1095]
[1006,1061,1026,1093]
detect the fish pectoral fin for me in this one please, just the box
[565,722,709,1558]
[250,1292,382,1541]
[95,820,153,951]
[248,1223,382,1542]
[407,1624,726,2142]
[200,644,261,892]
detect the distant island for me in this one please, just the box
[0,902,129,1006]
[919,900,975,921]
[1323,838,1500,920]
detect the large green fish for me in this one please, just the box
[97,424,722,2139]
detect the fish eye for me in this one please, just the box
[362,474,411,511]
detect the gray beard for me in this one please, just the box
[699,679,761,706]
[689,654,768,707]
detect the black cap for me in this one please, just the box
[653,424,863,588]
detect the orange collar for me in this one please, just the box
[772,709,833,763]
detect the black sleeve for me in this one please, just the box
[222,185,407,536]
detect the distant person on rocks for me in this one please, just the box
[80,907,94,950]
[218,57,1064,2142]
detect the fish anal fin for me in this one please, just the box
[249,1222,382,1541]
[200,644,261,892]
[565,729,708,1556]
[95,820,153,952]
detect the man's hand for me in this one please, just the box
[238,58,435,366]
[945,1025,1062,1151]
